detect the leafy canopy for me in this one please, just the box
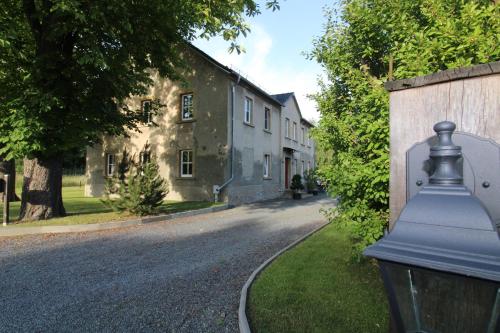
[311,0,499,258]
[0,0,279,160]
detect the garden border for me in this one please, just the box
[0,204,230,237]
[238,221,331,333]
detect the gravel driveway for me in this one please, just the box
[0,195,334,332]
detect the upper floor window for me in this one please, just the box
[285,118,290,138]
[181,93,194,120]
[293,122,297,141]
[106,153,115,176]
[141,100,152,125]
[307,130,311,146]
[264,107,271,131]
[301,127,305,144]
[139,151,150,165]
[180,150,193,177]
[264,154,271,178]
[244,97,253,124]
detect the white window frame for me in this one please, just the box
[141,100,152,125]
[181,93,194,120]
[301,127,305,144]
[293,122,297,141]
[285,118,290,138]
[244,97,253,124]
[180,150,193,178]
[264,107,271,131]
[264,154,271,178]
[106,154,115,176]
[301,160,305,177]
[294,158,298,175]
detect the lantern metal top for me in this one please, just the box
[364,121,500,282]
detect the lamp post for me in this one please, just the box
[364,121,500,333]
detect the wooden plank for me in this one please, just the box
[389,73,500,226]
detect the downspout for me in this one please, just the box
[213,75,240,202]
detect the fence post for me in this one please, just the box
[3,174,9,226]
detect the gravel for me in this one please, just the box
[0,195,334,332]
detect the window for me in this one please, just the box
[301,127,305,144]
[181,93,193,120]
[142,100,152,124]
[106,154,115,176]
[264,107,271,131]
[293,122,297,140]
[244,97,253,124]
[264,154,271,178]
[306,129,310,146]
[294,159,298,175]
[307,161,311,171]
[139,151,150,165]
[180,150,193,177]
[301,160,305,177]
[285,118,290,138]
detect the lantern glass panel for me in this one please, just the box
[380,261,500,333]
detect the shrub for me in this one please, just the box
[290,174,304,193]
[311,0,499,259]
[303,169,317,193]
[102,147,168,216]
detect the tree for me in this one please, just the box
[311,0,499,257]
[0,0,279,220]
[103,147,168,216]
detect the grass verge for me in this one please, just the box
[1,186,222,227]
[247,223,389,333]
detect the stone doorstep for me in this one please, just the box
[0,204,230,237]
[282,190,315,199]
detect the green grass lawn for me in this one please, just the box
[247,224,389,333]
[2,185,221,227]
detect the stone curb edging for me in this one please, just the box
[238,221,331,333]
[0,204,230,237]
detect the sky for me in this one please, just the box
[193,0,334,122]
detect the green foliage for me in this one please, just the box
[103,149,168,216]
[303,168,318,192]
[290,174,304,192]
[312,0,499,258]
[0,0,280,160]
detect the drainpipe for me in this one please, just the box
[213,75,240,202]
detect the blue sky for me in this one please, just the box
[194,0,335,121]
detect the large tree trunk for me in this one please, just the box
[20,157,66,221]
[0,157,20,202]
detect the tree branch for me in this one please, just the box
[22,0,41,41]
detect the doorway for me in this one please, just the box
[285,158,291,189]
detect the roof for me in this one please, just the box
[270,92,315,128]
[187,44,283,107]
[272,92,294,105]
[385,61,500,92]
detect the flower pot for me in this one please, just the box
[312,190,318,196]
[292,192,302,200]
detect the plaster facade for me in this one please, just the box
[275,93,316,191]
[85,45,302,205]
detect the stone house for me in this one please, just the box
[272,92,315,190]
[85,45,315,204]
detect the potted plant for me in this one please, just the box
[290,174,304,199]
[303,169,319,195]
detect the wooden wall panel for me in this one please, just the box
[389,73,500,226]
